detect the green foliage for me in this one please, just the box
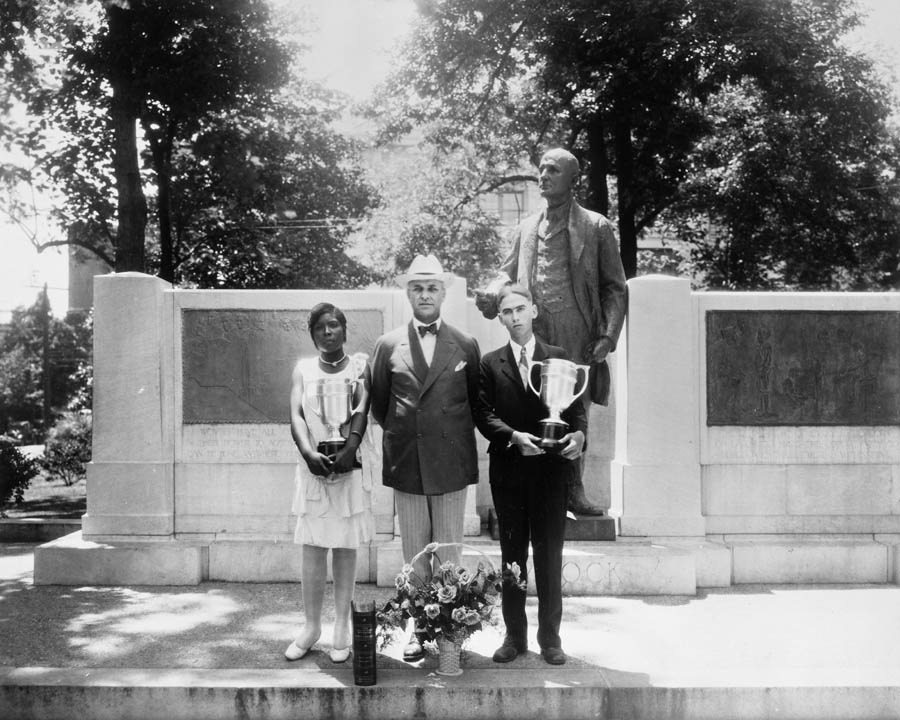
[0,292,92,435]
[0,346,42,431]
[665,80,900,289]
[2,0,379,289]
[40,411,92,487]
[375,0,900,289]
[0,437,39,510]
[160,80,379,289]
[354,144,506,291]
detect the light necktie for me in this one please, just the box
[518,346,529,387]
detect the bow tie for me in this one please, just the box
[418,323,438,337]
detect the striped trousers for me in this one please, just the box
[394,487,468,580]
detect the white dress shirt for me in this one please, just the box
[508,336,536,389]
[413,317,442,366]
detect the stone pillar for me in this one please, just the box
[82,273,175,539]
[610,275,704,536]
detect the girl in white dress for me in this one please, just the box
[284,303,375,663]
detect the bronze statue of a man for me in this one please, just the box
[476,148,627,515]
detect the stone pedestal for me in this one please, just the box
[487,509,616,542]
[82,273,175,539]
[611,276,704,537]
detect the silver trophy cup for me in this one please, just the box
[306,377,361,457]
[527,358,590,452]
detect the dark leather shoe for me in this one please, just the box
[567,478,606,516]
[541,646,567,665]
[492,638,527,663]
[568,501,606,516]
[402,638,424,662]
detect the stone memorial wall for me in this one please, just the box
[611,279,900,540]
[35,272,900,589]
[181,308,384,425]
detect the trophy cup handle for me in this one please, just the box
[304,381,323,419]
[571,364,592,403]
[348,378,365,417]
[527,359,542,397]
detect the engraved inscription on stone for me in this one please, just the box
[182,308,384,424]
[181,424,296,463]
[706,311,900,426]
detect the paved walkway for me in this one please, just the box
[2,541,900,719]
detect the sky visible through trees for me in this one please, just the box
[1,0,898,316]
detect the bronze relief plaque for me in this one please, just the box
[706,310,900,426]
[181,308,384,424]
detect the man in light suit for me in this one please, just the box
[475,283,586,665]
[370,254,481,660]
[476,148,626,515]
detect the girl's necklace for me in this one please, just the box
[318,353,347,368]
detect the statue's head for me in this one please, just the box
[538,148,580,204]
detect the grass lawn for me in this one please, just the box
[2,474,86,518]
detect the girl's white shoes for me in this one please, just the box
[284,641,312,661]
[284,640,351,663]
[329,646,351,663]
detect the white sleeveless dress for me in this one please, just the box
[291,352,375,549]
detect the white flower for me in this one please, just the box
[451,607,467,624]
[436,585,457,603]
[425,603,441,619]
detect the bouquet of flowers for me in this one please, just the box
[376,542,526,652]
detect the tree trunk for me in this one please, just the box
[613,113,638,279]
[148,129,175,283]
[584,118,610,216]
[40,284,51,430]
[108,5,147,274]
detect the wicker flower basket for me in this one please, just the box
[436,636,463,676]
[376,542,526,676]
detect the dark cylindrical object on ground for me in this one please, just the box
[352,599,377,686]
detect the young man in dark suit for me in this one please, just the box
[475,284,586,666]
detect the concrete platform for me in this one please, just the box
[0,519,80,543]
[36,531,702,595]
[35,527,899,592]
[4,541,900,719]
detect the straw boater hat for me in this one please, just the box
[395,253,455,288]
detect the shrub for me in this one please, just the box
[41,411,92,487]
[0,437,39,511]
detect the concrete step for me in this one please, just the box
[33,530,899,591]
[726,534,896,584]
[35,531,704,593]
[3,665,898,720]
[0,518,81,543]
[5,542,900,720]
[375,537,700,595]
